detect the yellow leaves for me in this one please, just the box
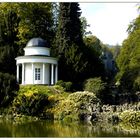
[17,24,30,45]
[120,111,140,123]
[48,95,55,102]
[18,85,40,97]
[0,3,18,14]
[23,88,39,97]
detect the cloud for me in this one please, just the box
[80,3,139,45]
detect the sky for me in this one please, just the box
[80,3,139,45]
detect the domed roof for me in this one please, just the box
[26,38,48,48]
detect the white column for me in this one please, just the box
[51,64,54,85]
[32,63,34,84]
[55,65,58,84]
[16,64,19,83]
[43,63,45,84]
[22,63,25,85]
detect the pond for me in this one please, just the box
[0,119,140,137]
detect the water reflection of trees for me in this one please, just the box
[89,122,140,137]
[0,119,140,137]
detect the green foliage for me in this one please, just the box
[18,85,65,96]
[17,3,55,48]
[83,35,102,56]
[12,92,48,116]
[0,3,19,47]
[58,44,88,86]
[84,77,106,98]
[68,91,100,104]
[0,3,20,74]
[12,85,67,117]
[116,11,140,92]
[83,77,115,104]
[65,82,73,91]
[0,3,57,56]
[109,44,121,60]
[0,46,16,74]
[133,76,140,91]
[53,3,105,89]
[47,91,100,120]
[53,3,88,88]
[56,80,72,91]
[120,111,140,123]
[55,2,83,50]
[82,44,105,78]
[0,72,19,107]
[80,17,92,36]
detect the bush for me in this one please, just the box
[12,92,48,116]
[84,77,106,99]
[12,85,66,117]
[48,91,100,121]
[133,76,140,91]
[18,85,65,96]
[0,72,19,107]
[56,80,72,91]
[68,91,100,104]
[119,111,140,123]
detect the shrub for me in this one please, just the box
[133,76,140,91]
[56,80,65,87]
[12,92,48,116]
[56,80,73,91]
[68,91,100,105]
[119,111,140,123]
[12,85,67,116]
[49,91,100,121]
[84,77,106,99]
[18,85,65,96]
[0,72,19,107]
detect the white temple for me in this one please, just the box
[15,38,58,85]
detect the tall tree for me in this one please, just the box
[0,3,20,74]
[83,35,102,56]
[0,3,19,48]
[54,3,84,54]
[54,3,105,89]
[81,17,92,36]
[17,3,55,55]
[116,10,140,92]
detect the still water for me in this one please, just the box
[0,119,140,137]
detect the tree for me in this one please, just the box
[0,3,57,73]
[84,77,106,97]
[80,17,92,36]
[54,3,84,54]
[0,72,19,107]
[108,44,121,60]
[116,9,140,92]
[54,3,105,89]
[54,3,85,85]
[0,46,16,74]
[17,3,54,47]
[0,3,20,74]
[83,35,102,56]
[0,3,20,49]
